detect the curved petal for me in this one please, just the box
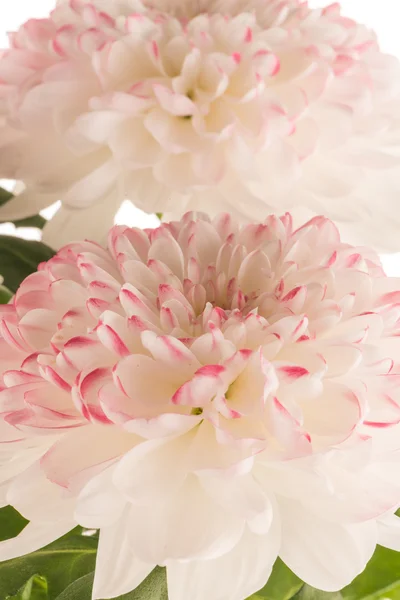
[75,464,125,529]
[0,519,75,561]
[93,506,155,599]
[278,498,377,591]
[7,461,75,522]
[378,513,400,551]
[167,520,280,600]
[112,435,191,504]
[40,424,137,489]
[42,193,122,249]
[198,472,273,534]
[0,188,56,221]
[127,476,244,563]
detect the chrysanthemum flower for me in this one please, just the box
[0,0,400,248]
[1,212,400,599]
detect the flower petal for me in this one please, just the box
[279,498,377,591]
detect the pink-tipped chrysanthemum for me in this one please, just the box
[1,212,400,599]
[0,0,400,248]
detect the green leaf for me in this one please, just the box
[0,187,12,204]
[0,188,46,230]
[52,573,93,600]
[251,558,303,600]
[0,528,97,600]
[155,213,163,221]
[380,586,400,600]
[12,215,47,229]
[0,506,28,542]
[293,585,342,599]
[0,236,55,292]
[0,284,13,303]
[54,567,168,600]
[7,575,48,600]
[115,567,167,600]
[342,546,400,600]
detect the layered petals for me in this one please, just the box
[0,212,400,599]
[1,1,400,246]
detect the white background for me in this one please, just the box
[0,0,399,273]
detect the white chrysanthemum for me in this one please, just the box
[0,0,400,248]
[1,212,400,599]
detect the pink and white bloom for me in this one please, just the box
[1,0,400,248]
[1,212,400,599]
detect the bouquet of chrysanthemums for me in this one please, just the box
[1,1,400,599]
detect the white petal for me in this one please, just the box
[199,472,273,534]
[124,413,201,439]
[378,513,400,551]
[75,465,126,529]
[7,462,75,522]
[0,519,74,561]
[112,435,190,504]
[0,188,56,221]
[278,498,377,591]
[42,193,122,249]
[113,354,179,413]
[40,424,136,489]
[127,475,243,563]
[167,521,280,600]
[141,330,201,375]
[92,506,154,599]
